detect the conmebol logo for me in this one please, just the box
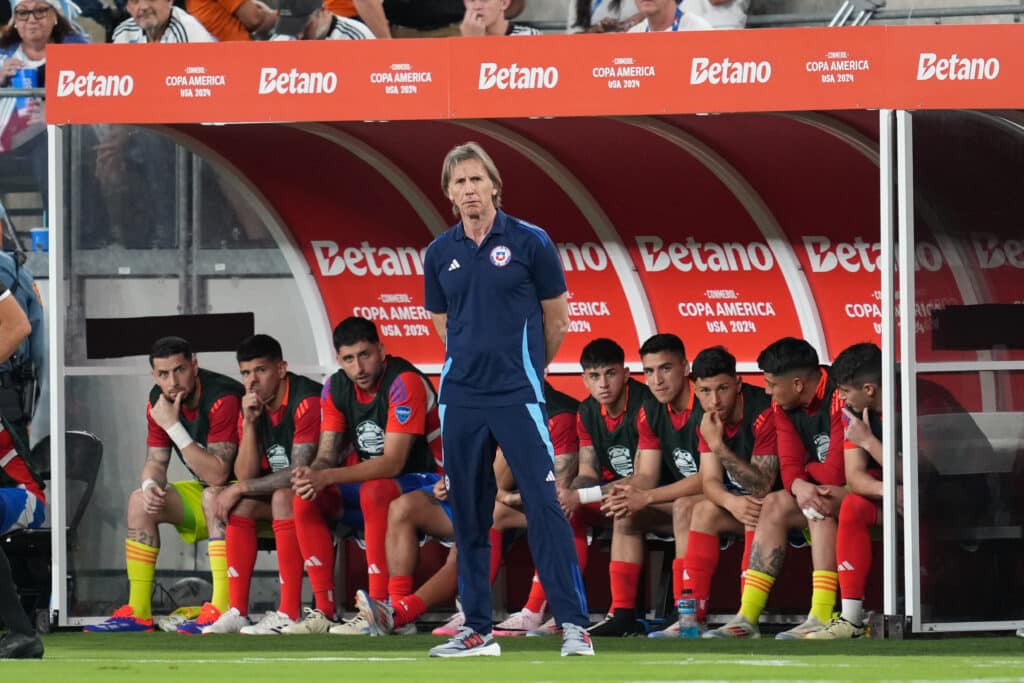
[478,63,559,90]
[56,70,134,97]
[690,57,771,85]
[916,53,999,81]
[259,67,338,95]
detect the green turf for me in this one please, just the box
[3,633,1023,682]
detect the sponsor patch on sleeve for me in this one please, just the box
[395,405,412,425]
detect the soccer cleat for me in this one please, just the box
[493,604,547,636]
[176,602,221,635]
[83,604,154,633]
[0,632,44,659]
[586,611,644,637]
[560,623,595,656]
[431,600,465,637]
[775,614,825,640]
[702,614,760,639]
[526,617,560,637]
[240,611,295,635]
[356,589,395,636]
[201,606,250,634]
[428,626,501,658]
[327,613,370,635]
[804,616,865,640]
[282,607,336,634]
[393,622,418,635]
[648,620,683,638]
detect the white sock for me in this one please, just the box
[841,599,864,624]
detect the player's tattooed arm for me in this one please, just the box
[555,450,579,488]
[311,431,343,470]
[719,453,778,499]
[570,445,601,489]
[140,446,172,488]
[243,442,319,495]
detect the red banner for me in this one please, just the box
[47,24,1024,125]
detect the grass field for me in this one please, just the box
[3,633,1024,682]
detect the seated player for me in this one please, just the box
[590,333,705,636]
[705,337,845,640]
[199,334,322,634]
[85,337,243,633]
[286,316,442,634]
[653,345,776,637]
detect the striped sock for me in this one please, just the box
[738,569,775,625]
[208,539,229,613]
[126,539,158,620]
[810,570,839,624]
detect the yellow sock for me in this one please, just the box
[810,570,839,623]
[125,539,158,620]
[739,569,775,624]
[208,539,229,613]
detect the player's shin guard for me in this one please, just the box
[360,479,401,601]
[272,519,304,620]
[836,494,877,624]
[293,494,336,617]
[683,531,720,622]
[810,570,839,624]
[208,538,230,613]
[226,515,258,616]
[609,561,641,610]
[738,569,775,625]
[740,530,755,592]
[125,539,158,620]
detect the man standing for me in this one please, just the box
[423,142,593,657]
[0,285,41,659]
[84,337,243,633]
[200,334,322,634]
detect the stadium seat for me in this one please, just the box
[2,431,103,631]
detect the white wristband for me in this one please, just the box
[165,422,194,451]
[141,478,161,492]
[577,486,603,505]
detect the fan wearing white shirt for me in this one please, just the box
[628,0,711,32]
[680,0,748,29]
[113,0,215,42]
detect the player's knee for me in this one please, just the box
[760,490,790,523]
[388,493,416,525]
[200,485,221,513]
[360,478,399,509]
[688,499,717,532]
[127,487,148,522]
[271,488,294,518]
[612,514,637,536]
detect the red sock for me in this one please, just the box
[360,479,401,601]
[837,493,877,601]
[293,492,336,616]
[683,531,719,622]
[609,560,641,610]
[388,575,414,603]
[672,558,686,602]
[272,519,303,621]
[226,515,258,616]
[489,528,503,584]
[740,530,755,593]
[524,573,547,613]
[392,594,426,627]
[571,514,590,572]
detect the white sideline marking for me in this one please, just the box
[56,657,418,664]
[640,659,810,667]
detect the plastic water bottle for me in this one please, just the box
[677,589,700,638]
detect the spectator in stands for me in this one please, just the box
[567,0,641,33]
[272,0,374,39]
[0,0,87,208]
[460,0,538,36]
[186,0,276,41]
[199,334,322,635]
[285,316,442,635]
[112,0,215,41]
[384,0,462,37]
[680,0,747,28]
[589,333,704,637]
[628,0,711,31]
[323,0,389,37]
[704,337,846,640]
[84,336,243,633]
[805,342,882,640]
[656,346,776,637]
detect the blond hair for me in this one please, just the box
[440,141,503,216]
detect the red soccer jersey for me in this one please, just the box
[550,411,578,458]
[147,393,241,448]
[697,406,777,456]
[577,406,627,448]
[776,372,846,492]
[236,379,321,445]
[636,390,695,451]
[0,427,43,501]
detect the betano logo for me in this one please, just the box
[916,53,1000,81]
[258,67,338,95]
[690,57,772,85]
[478,62,559,90]
[56,70,134,97]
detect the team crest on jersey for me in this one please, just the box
[356,420,385,455]
[489,245,512,267]
[813,433,830,463]
[672,448,698,477]
[266,444,289,472]
[607,446,634,477]
[395,405,412,425]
